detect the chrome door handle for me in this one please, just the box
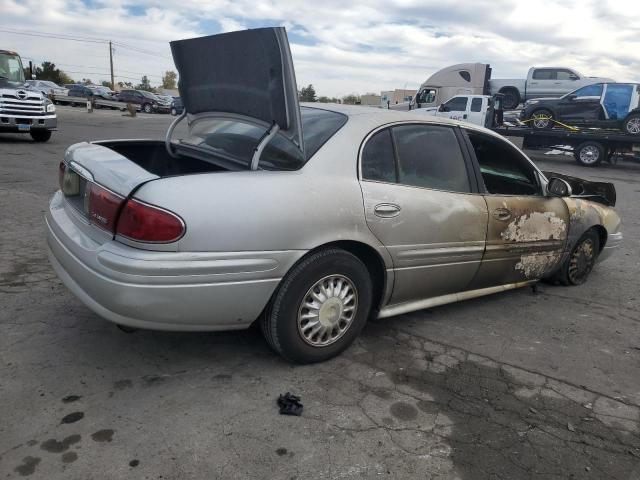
[374,203,401,217]
[492,208,512,221]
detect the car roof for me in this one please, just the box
[300,102,508,142]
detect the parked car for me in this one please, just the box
[88,85,116,101]
[25,79,68,97]
[117,89,160,113]
[153,94,173,113]
[170,96,183,116]
[67,84,94,99]
[521,83,640,134]
[46,28,622,363]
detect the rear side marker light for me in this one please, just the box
[116,199,185,243]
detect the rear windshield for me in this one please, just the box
[183,107,347,170]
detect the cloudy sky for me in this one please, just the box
[2,0,639,97]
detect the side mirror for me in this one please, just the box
[566,93,577,101]
[547,177,572,197]
[569,74,579,81]
[438,105,448,112]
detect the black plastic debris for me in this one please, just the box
[277,392,303,416]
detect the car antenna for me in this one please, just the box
[165,110,187,158]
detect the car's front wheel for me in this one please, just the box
[261,249,373,363]
[623,113,640,135]
[530,109,554,129]
[553,229,600,286]
[142,103,153,113]
[170,107,177,116]
[30,130,52,142]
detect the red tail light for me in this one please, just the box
[116,199,185,243]
[88,183,124,232]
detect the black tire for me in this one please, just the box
[553,230,600,286]
[261,248,373,363]
[530,109,554,129]
[574,141,604,167]
[170,107,177,116]
[501,88,521,110]
[30,130,52,142]
[142,103,153,113]
[623,113,640,135]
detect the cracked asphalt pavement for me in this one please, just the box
[1,107,640,479]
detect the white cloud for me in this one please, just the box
[1,0,638,96]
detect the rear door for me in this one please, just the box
[462,129,569,288]
[528,69,557,98]
[467,97,485,125]
[359,123,488,305]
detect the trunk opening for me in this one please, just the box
[96,140,228,177]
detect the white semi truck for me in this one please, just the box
[393,63,612,111]
[0,49,57,142]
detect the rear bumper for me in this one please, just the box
[46,191,304,331]
[598,231,623,263]
[0,114,57,131]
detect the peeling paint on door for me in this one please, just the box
[501,212,567,242]
[516,253,560,279]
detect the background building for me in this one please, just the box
[381,89,415,107]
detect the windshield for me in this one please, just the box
[0,52,26,84]
[182,107,347,170]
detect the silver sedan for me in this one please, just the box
[46,28,622,363]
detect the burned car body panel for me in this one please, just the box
[542,171,616,207]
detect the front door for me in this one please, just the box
[438,96,469,122]
[359,123,488,306]
[462,129,570,288]
[558,84,604,123]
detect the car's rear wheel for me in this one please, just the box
[30,130,52,142]
[500,88,520,110]
[530,109,554,129]
[574,141,604,167]
[261,249,372,363]
[623,113,640,135]
[553,230,600,286]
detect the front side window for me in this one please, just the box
[417,88,437,104]
[470,98,483,112]
[443,96,468,112]
[392,124,470,193]
[556,69,577,80]
[572,84,603,98]
[361,129,396,183]
[467,131,539,196]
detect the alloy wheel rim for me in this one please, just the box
[579,146,600,164]
[532,113,550,128]
[297,274,358,347]
[627,118,640,134]
[568,238,595,284]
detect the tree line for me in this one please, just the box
[299,84,373,105]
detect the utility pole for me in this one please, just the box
[109,41,114,90]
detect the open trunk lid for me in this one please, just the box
[170,27,305,158]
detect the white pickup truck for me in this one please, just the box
[413,94,495,127]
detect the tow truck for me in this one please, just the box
[0,49,57,142]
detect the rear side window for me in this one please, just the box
[392,125,470,193]
[532,69,556,80]
[573,84,603,98]
[470,98,483,112]
[361,129,396,183]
